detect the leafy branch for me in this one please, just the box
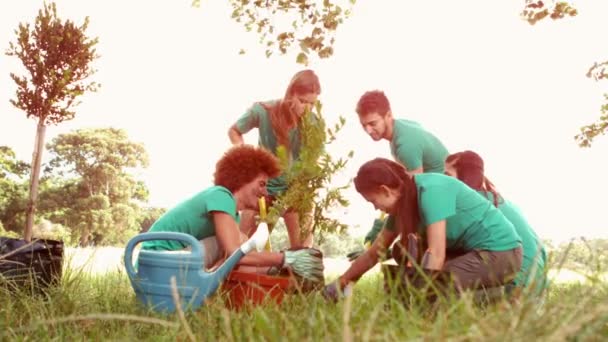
[192,0,356,65]
[574,62,608,148]
[267,101,353,240]
[521,1,577,25]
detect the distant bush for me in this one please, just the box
[0,222,19,239]
[546,238,608,273]
[32,219,74,245]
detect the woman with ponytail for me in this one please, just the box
[324,158,523,300]
[445,151,547,296]
[228,70,321,248]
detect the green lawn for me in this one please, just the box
[1,265,607,341]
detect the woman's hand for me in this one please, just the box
[425,220,447,270]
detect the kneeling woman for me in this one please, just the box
[141,145,323,282]
[327,158,522,295]
[445,151,547,295]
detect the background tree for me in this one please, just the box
[5,1,99,241]
[548,238,608,273]
[138,207,167,233]
[41,128,149,245]
[0,146,29,234]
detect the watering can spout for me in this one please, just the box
[206,223,270,293]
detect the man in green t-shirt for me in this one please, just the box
[349,90,450,257]
[355,90,449,175]
[141,145,324,282]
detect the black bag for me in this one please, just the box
[0,237,64,291]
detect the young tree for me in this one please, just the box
[6,2,100,241]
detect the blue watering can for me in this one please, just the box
[124,224,269,313]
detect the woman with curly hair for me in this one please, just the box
[228,70,321,248]
[142,145,323,281]
[324,158,523,300]
[445,151,547,296]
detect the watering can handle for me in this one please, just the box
[123,232,203,281]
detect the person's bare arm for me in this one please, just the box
[338,228,399,287]
[228,124,244,145]
[424,220,447,270]
[213,212,282,266]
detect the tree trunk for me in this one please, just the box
[24,119,46,242]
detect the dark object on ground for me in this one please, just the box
[0,237,64,292]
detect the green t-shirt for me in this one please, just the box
[481,192,547,288]
[385,174,521,252]
[390,119,449,173]
[142,186,239,251]
[234,101,302,195]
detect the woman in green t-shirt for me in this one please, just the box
[228,70,321,249]
[324,158,523,300]
[445,150,548,297]
[143,145,324,282]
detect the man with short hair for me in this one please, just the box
[356,90,449,174]
[351,90,450,255]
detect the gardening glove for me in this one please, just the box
[281,248,324,282]
[322,280,353,303]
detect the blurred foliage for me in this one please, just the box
[39,128,149,245]
[547,238,608,273]
[269,219,361,257]
[520,1,577,25]
[192,0,355,65]
[575,63,608,147]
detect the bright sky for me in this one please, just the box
[1,1,607,243]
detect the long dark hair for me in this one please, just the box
[445,151,501,207]
[354,158,419,238]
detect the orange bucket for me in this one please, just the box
[221,270,294,309]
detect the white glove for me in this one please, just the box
[240,222,269,253]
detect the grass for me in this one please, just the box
[1,254,607,341]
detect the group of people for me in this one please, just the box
[140,69,547,303]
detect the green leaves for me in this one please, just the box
[267,101,353,240]
[575,94,608,148]
[221,0,355,64]
[6,1,99,125]
[39,128,150,245]
[574,62,608,148]
[521,1,578,25]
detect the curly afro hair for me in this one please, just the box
[214,144,281,193]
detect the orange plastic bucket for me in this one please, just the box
[221,270,294,309]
